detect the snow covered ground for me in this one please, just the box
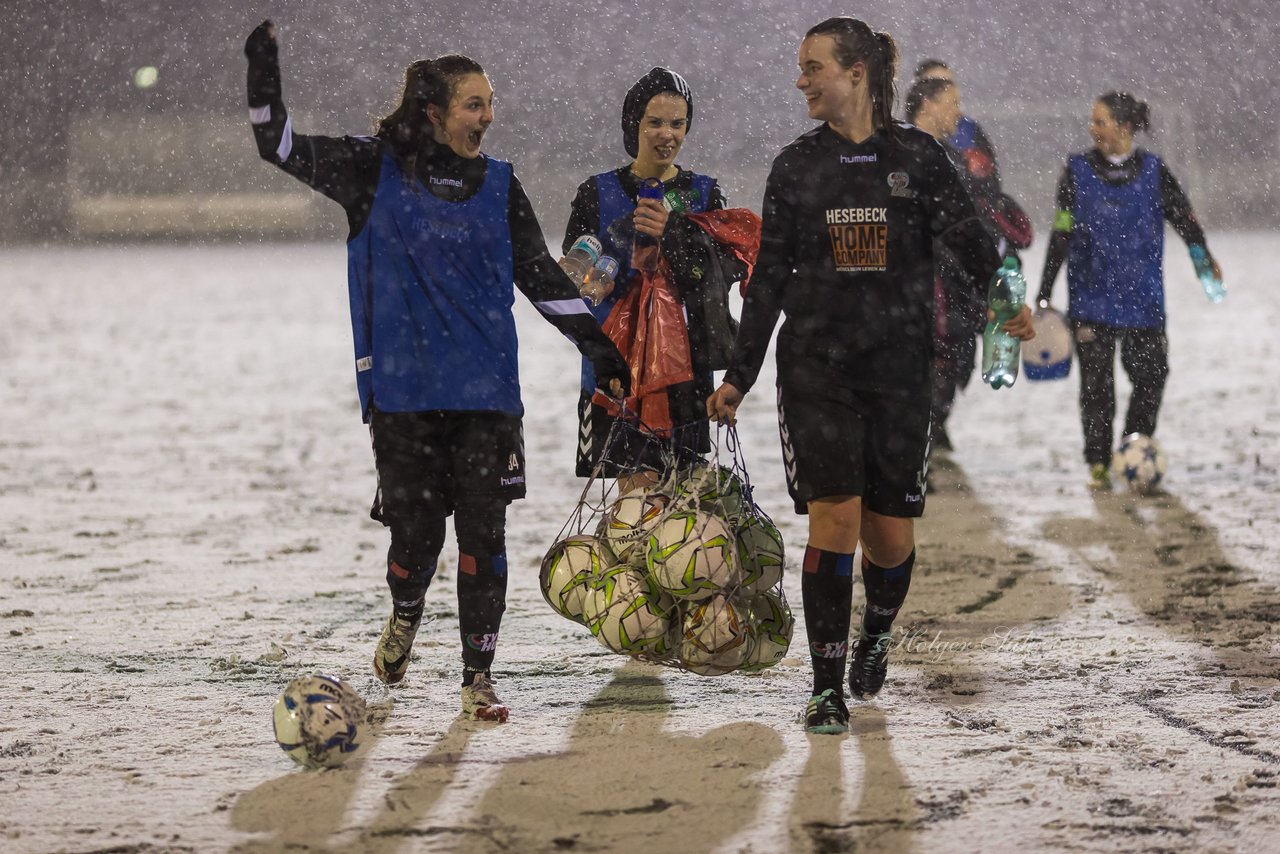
[1,233,1276,853]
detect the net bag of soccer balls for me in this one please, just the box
[272,673,368,768]
[540,425,793,676]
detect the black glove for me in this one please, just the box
[593,349,631,398]
[244,20,281,108]
[244,20,277,62]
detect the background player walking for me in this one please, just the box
[1036,91,1222,489]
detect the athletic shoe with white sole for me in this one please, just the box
[373,607,422,685]
[461,672,509,723]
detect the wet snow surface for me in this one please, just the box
[1,235,1277,853]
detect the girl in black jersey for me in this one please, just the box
[905,77,1033,456]
[707,17,1033,734]
[1036,92,1222,490]
[564,68,740,492]
[243,21,627,722]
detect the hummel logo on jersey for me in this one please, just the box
[839,153,877,164]
[429,175,465,188]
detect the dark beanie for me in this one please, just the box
[621,67,693,158]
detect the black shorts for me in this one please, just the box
[776,380,931,518]
[369,410,526,524]
[575,387,711,478]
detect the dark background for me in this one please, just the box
[3,0,1275,241]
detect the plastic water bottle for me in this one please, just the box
[579,256,619,306]
[559,234,603,286]
[631,177,664,272]
[981,256,1026,390]
[1190,244,1226,303]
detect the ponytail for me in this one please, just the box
[805,17,902,142]
[1098,90,1151,134]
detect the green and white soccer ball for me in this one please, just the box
[668,463,747,520]
[540,534,616,624]
[597,489,668,560]
[679,594,751,676]
[735,514,785,595]
[645,509,738,600]
[1112,432,1167,495]
[740,590,794,672]
[581,565,675,655]
[272,673,367,769]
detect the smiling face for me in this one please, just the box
[429,72,494,158]
[631,92,689,176]
[796,35,861,125]
[1090,100,1131,156]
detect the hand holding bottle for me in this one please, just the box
[1189,244,1225,303]
[559,235,603,286]
[982,257,1030,390]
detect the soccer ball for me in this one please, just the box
[597,489,668,560]
[581,565,675,655]
[735,514,785,595]
[679,595,751,676]
[1112,433,1167,495]
[1021,306,1072,381]
[668,463,747,520]
[272,673,367,769]
[540,534,615,624]
[740,590,794,672]
[645,509,738,600]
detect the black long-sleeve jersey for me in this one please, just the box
[245,37,626,384]
[563,167,729,283]
[1038,147,1210,305]
[723,123,1001,396]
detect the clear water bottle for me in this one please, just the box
[1190,244,1226,303]
[559,234,603,286]
[580,256,619,306]
[631,177,664,272]
[981,256,1026,390]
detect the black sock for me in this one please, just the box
[860,550,915,636]
[457,552,508,680]
[386,554,435,615]
[802,545,855,695]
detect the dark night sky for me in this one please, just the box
[3,0,1276,239]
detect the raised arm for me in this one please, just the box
[243,20,381,237]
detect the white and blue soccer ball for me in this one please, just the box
[1112,433,1168,495]
[272,673,367,769]
[1022,306,1073,381]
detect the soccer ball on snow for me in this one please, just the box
[1112,433,1167,495]
[581,564,675,655]
[679,594,751,676]
[540,534,616,624]
[272,673,367,768]
[645,509,738,600]
[740,589,794,672]
[735,514,785,595]
[597,489,668,560]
